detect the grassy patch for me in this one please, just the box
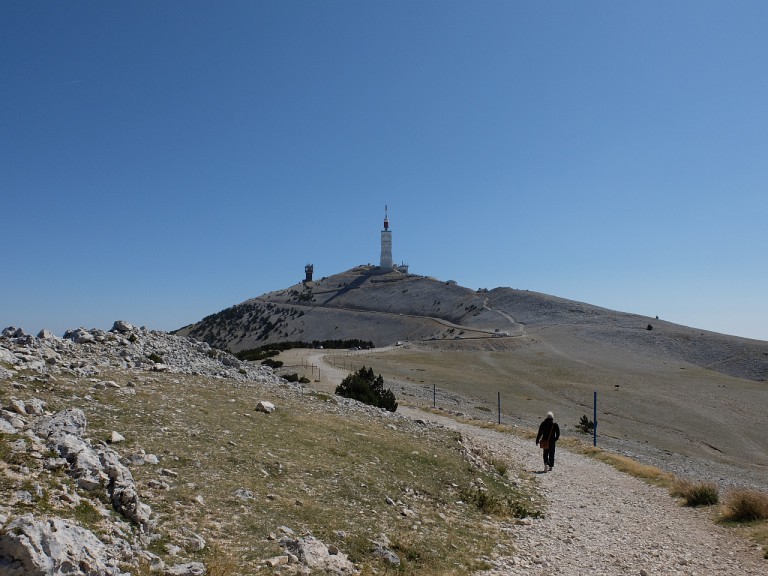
[721,489,768,522]
[573,444,675,487]
[73,500,103,528]
[2,369,539,575]
[669,479,719,507]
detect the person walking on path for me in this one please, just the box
[536,411,560,472]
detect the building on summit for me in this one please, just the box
[379,206,408,274]
[303,208,408,280]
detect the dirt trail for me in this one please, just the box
[289,348,765,574]
[399,406,765,575]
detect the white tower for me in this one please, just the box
[380,205,393,270]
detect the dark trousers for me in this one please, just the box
[543,443,556,467]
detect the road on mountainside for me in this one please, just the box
[256,296,525,340]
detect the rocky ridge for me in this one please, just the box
[0,320,273,382]
[0,321,362,575]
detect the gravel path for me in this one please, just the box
[400,407,766,576]
[307,349,766,574]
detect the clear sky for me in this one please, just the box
[2,1,767,342]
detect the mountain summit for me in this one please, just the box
[175,266,768,383]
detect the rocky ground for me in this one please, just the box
[0,322,284,575]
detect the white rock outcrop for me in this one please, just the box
[281,535,357,575]
[0,514,129,576]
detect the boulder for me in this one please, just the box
[0,419,16,433]
[24,399,47,416]
[33,409,153,532]
[33,408,87,439]
[0,514,128,576]
[282,535,357,575]
[372,542,401,566]
[111,320,136,333]
[63,328,95,344]
[164,562,206,576]
[235,488,254,500]
[0,347,19,365]
[256,400,276,414]
[9,399,27,416]
[2,326,27,338]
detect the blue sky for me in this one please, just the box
[2,1,767,341]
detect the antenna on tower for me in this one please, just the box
[384,205,389,230]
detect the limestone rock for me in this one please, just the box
[0,514,129,576]
[265,555,289,567]
[235,488,254,500]
[3,320,281,385]
[63,328,96,344]
[111,320,136,333]
[2,326,26,338]
[0,419,16,433]
[33,408,153,532]
[256,400,276,413]
[164,562,206,576]
[372,541,401,567]
[181,528,206,552]
[24,399,47,416]
[282,535,357,575]
[9,399,27,416]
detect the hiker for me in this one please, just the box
[536,411,560,472]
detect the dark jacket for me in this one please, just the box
[536,417,560,445]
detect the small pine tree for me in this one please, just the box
[335,367,398,412]
[578,414,594,433]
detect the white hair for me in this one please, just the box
[546,411,554,419]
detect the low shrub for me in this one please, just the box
[73,500,103,528]
[490,459,507,477]
[670,479,719,507]
[577,414,594,433]
[459,486,541,519]
[722,489,768,522]
[335,367,398,412]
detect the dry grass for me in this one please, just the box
[718,489,768,558]
[546,439,674,488]
[721,489,768,522]
[1,366,540,575]
[669,479,720,507]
